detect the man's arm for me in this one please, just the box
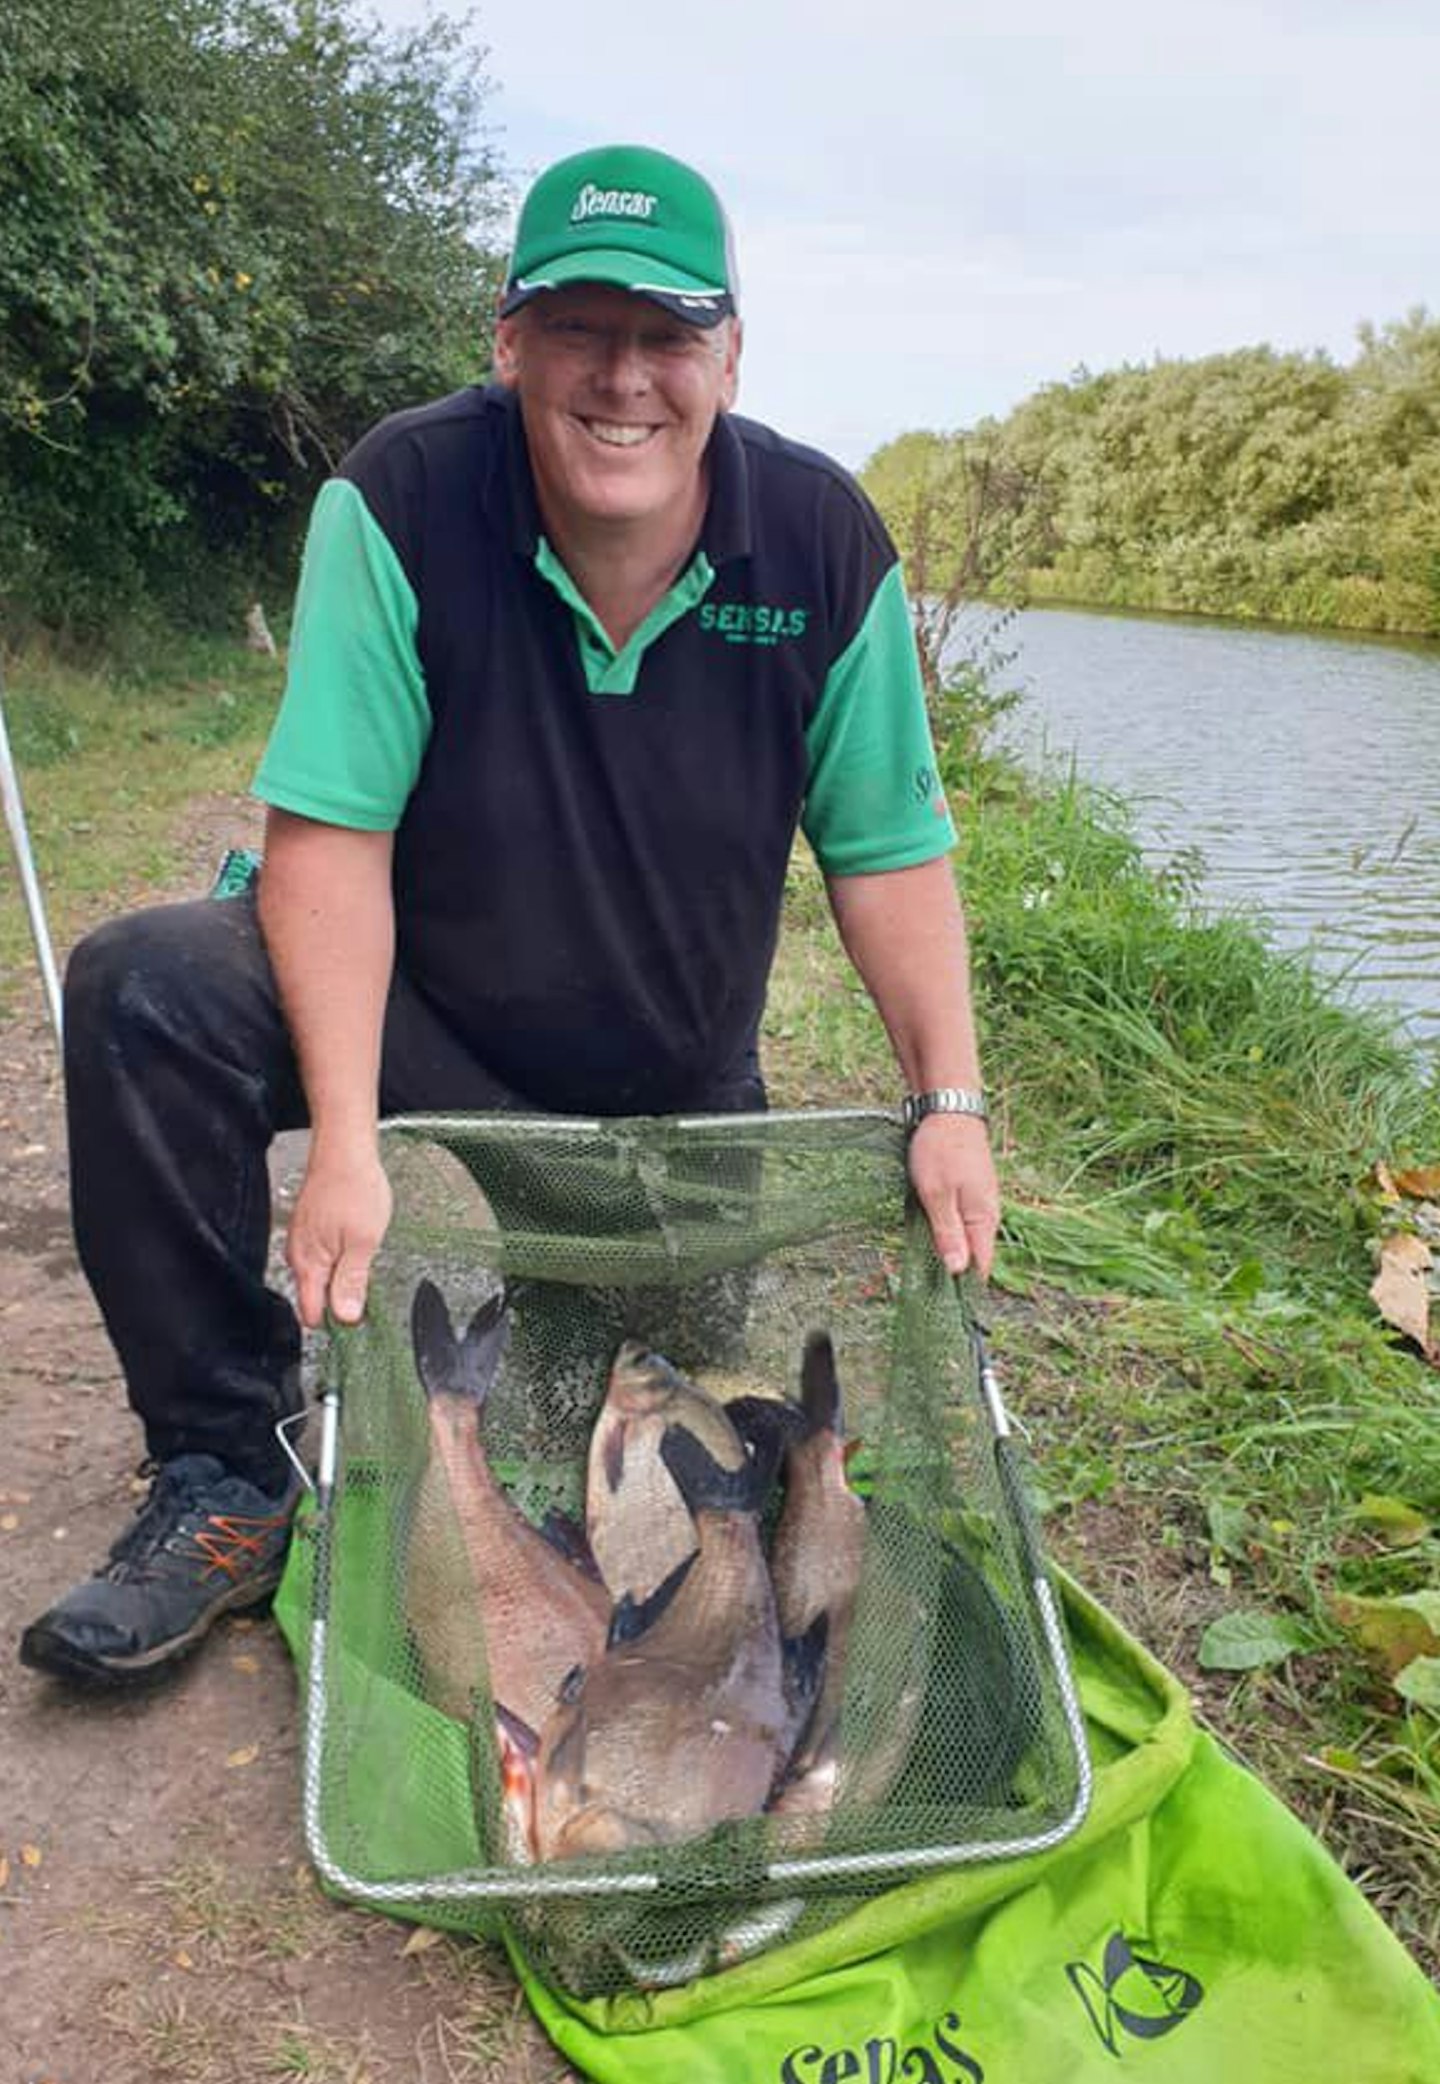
[257,806,396,1328]
[825,855,1000,1279]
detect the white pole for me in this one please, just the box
[0,666,64,1051]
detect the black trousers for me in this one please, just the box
[64,892,762,1488]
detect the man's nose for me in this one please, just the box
[592,328,651,385]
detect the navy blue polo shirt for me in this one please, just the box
[255,386,953,1113]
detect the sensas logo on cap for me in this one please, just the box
[570,184,659,225]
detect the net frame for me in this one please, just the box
[294,1108,1093,1973]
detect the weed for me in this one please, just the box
[99,1979,236,2080]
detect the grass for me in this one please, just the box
[775,720,1440,1974]
[0,632,284,1006]
[5,630,1439,1991]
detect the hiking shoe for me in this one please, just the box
[18,1454,299,1684]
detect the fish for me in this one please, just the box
[584,1340,753,1607]
[403,1278,610,1751]
[765,1330,870,1817]
[533,1424,794,1860]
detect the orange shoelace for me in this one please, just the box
[189,1510,286,1580]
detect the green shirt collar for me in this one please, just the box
[534,536,716,695]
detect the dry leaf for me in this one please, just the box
[174,1949,195,1971]
[1370,1231,1434,1354]
[1333,1590,1440,1676]
[224,1744,260,1770]
[19,1844,42,1869]
[0,1854,10,1888]
[1394,1164,1440,1200]
[0,1514,17,1533]
[401,1925,445,1956]
[1372,1161,1401,1202]
[230,1653,260,1675]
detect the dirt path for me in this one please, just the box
[1,799,572,2084]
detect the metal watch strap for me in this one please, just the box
[901,1087,989,1132]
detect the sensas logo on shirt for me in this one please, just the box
[699,601,809,646]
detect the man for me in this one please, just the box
[20,143,999,1686]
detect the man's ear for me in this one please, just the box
[493,313,522,389]
[718,317,743,412]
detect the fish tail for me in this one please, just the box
[411,1278,510,1406]
[727,1394,808,1490]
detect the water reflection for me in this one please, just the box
[1001,607,1440,1051]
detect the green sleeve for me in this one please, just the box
[801,561,957,874]
[253,478,431,830]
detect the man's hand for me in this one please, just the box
[286,1142,394,1329]
[907,1112,1000,1280]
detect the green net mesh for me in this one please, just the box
[298,1110,1088,1996]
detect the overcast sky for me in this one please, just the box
[376,0,1439,470]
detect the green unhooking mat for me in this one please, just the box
[276,1540,1440,2083]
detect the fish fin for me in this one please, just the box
[540,1509,604,1581]
[783,1611,830,1717]
[543,1697,589,1785]
[726,1395,808,1492]
[606,1551,698,1647]
[660,1424,762,1515]
[494,1701,539,1760]
[601,1415,627,1496]
[799,1330,841,1433]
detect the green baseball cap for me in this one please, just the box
[500,144,738,327]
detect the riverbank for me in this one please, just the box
[1020,562,1440,638]
[770,708,1440,1976]
[1019,574,1440,645]
[0,635,1436,2082]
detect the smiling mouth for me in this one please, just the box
[578,418,658,449]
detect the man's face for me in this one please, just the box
[494,285,741,541]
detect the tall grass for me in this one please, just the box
[0,636,283,996]
[946,747,1438,1288]
[921,728,1440,1960]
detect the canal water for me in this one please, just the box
[999,606,1440,1055]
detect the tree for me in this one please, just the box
[0,0,505,635]
[863,426,1046,704]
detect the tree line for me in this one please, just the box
[864,312,1440,639]
[1,0,504,638]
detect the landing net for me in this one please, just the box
[293,1110,1089,1996]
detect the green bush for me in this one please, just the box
[0,0,505,638]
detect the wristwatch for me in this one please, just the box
[901,1087,989,1133]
